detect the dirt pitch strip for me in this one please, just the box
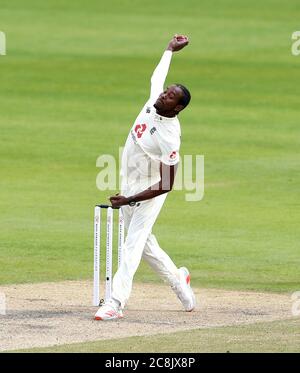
[0,280,294,351]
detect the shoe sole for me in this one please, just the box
[94,314,123,321]
[179,267,196,312]
[185,286,196,312]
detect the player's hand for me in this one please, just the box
[167,34,189,52]
[109,194,128,208]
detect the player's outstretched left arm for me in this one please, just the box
[109,163,178,208]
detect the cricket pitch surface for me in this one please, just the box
[0,280,294,351]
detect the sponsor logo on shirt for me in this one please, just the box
[150,127,157,135]
[134,123,147,139]
[146,107,151,113]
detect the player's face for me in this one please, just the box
[154,85,184,114]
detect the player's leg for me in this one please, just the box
[95,195,166,320]
[142,234,196,312]
[112,195,167,307]
[120,204,133,230]
[142,234,179,286]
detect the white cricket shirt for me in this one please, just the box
[121,51,181,196]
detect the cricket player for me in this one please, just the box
[95,34,195,320]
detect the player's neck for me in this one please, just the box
[155,109,177,118]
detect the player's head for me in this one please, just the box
[154,84,191,116]
[175,84,191,109]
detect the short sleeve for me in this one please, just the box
[160,140,180,166]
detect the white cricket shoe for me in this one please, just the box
[171,267,196,312]
[94,300,123,321]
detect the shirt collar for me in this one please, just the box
[154,113,177,122]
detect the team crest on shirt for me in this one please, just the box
[170,151,177,160]
[134,123,147,138]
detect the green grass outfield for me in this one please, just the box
[1,0,300,293]
[10,318,300,353]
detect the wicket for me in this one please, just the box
[93,204,124,306]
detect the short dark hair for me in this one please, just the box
[176,84,191,108]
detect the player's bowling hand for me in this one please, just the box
[167,34,189,52]
[109,194,128,208]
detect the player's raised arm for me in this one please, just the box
[150,34,189,102]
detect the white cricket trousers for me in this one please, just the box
[112,194,179,308]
